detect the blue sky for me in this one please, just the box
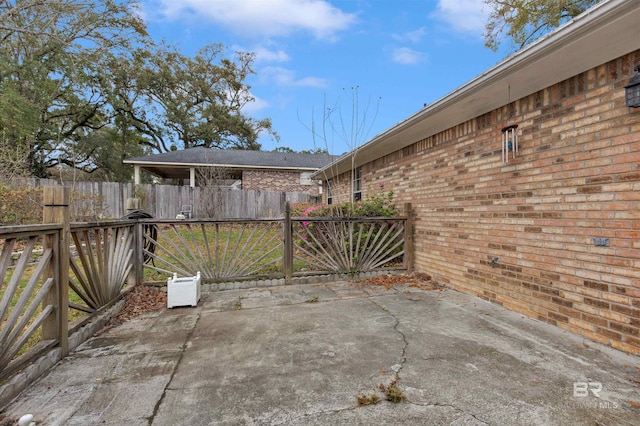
[141,0,510,154]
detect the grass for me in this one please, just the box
[143,222,310,282]
[356,392,381,406]
[356,379,405,407]
[379,379,406,403]
[2,263,107,359]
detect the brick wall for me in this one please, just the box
[325,172,352,205]
[243,170,320,196]
[330,50,640,354]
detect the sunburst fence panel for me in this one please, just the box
[141,219,284,282]
[0,225,60,380]
[68,221,136,314]
[291,217,406,274]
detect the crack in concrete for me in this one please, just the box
[369,298,409,381]
[147,312,201,426]
[270,405,359,425]
[368,298,488,425]
[405,399,489,425]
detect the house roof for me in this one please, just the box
[124,148,338,179]
[314,0,640,180]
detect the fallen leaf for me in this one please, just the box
[98,284,167,333]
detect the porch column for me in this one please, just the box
[134,164,140,185]
[189,167,195,188]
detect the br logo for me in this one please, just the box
[573,382,602,397]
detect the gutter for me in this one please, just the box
[312,0,635,180]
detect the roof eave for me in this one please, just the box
[313,0,639,180]
[124,159,322,173]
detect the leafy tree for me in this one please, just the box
[1,1,276,178]
[483,0,601,51]
[300,147,329,155]
[272,146,296,153]
[271,146,328,154]
[130,44,276,152]
[79,126,150,182]
[0,0,147,177]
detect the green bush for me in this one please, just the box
[308,187,396,218]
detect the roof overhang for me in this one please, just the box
[123,160,321,179]
[313,0,640,180]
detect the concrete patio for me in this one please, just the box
[1,280,639,425]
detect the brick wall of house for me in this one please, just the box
[324,173,352,205]
[243,170,320,196]
[331,50,640,354]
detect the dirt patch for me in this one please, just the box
[99,284,167,332]
[356,272,442,291]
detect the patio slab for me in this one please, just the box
[1,281,639,425]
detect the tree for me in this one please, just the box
[1,1,278,178]
[271,146,328,154]
[483,0,601,52]
[78,126,150,182]
[131,44,276,153]
[300,147,329,155]
[272,146,296,153]
[0,0,148,176]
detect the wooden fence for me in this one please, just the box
[0,186,412,406]
[24,178,318,220]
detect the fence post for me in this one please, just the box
[136,222,145,284]
[43,186,70,356]
[403,202,414,273]
[128,221,144,286]
[283,202,293,284]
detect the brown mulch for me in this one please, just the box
[356,272,443,291]
[98,284,167,333]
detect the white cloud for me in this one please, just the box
[242,95,270,115]
[392,27,426,43]
[434,0,488,34]
[253,46,290,63]
[392,47,426,65]
[158,0,357,40]
[262,66,327,88]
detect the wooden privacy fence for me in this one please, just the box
[25,178,318,219]
[0,186,412,399]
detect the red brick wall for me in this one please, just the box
[333,51,640,353]
[243,170,320,196]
